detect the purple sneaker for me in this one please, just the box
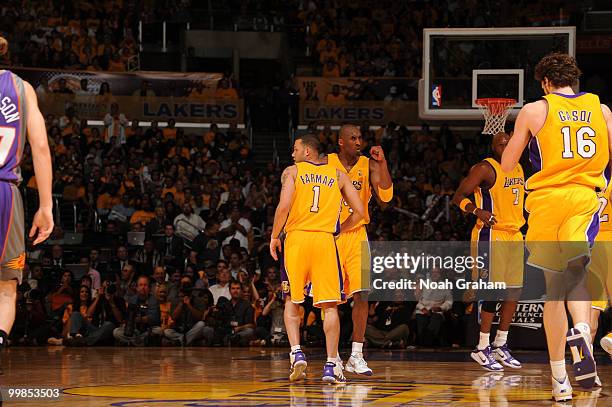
[289,350,307,382]
[567,328,597,389]
[492,344,522,369]
[471,346,504,372]
[322,362,347,384]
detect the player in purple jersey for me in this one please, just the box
[0,37,53,375]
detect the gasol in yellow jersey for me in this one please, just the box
[474,158,525,232]
[526,92,609,191]
[284,161,343,234]
[327,153,371,228]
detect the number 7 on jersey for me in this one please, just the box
[0,127,16,166]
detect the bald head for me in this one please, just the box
[338,124,362,158]
[491,132,510,161]
[339,125,360,141]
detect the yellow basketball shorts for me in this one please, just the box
[525,186,600,272]
[335,225,371,297]
[588,232,612,311]
[281,230,344,307]
[471,227,524,288]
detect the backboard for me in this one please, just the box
[419,27,576,120]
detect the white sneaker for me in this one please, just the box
[336,355,344,371]
[552,375,572,402]
[601,333,612,356]
[289,350,307,381]
[345,353,373,376]
[594,375,602,388]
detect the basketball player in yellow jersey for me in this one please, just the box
[324,124,392,375]
[502,53,612,401]
[452,132,525,372]
[269,134,365,384]
[587,180,612,386]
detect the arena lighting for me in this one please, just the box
[86,120,245,129]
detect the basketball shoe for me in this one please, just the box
[600,333,612,357]
[322,362,347,384]
[552,375,572,402]
[567,327,597,389]
[289,350,307,382]
[471,345,504,371]
[345,353,373,376]
[492,343,522,368]
[335,355,344,371]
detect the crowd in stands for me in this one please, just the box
[10,110,505,350]
[0,0,192,70]
[297,0,580,77]
[3,0,609,351]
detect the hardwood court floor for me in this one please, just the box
[1,347,610,406]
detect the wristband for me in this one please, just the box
[377,184,393,202]
[459,198,472,212]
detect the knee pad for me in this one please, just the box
[481,301,498,313]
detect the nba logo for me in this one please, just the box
[432,84,442,107]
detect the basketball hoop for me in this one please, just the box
[475,98,516,135]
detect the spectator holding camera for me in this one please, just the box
[113,276,161,346]
[164,276,214,346]
[215,280,255,346]
[253,283,286,346]
[11,286,50,346]
[66,280,125,346]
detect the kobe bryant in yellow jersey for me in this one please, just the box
[502,53,612,401]
[323,124,393,376]
[588,177,612,363]
[452,132,525,372]
[269,134,365,384]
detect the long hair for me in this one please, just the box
[74,285,93,309]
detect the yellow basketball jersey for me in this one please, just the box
[327,153,371,228]
[526,92,609,191]
[285,161,342,234]
[597,171,612,233]
[474,158,525,232]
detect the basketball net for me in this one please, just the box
[475,98,516,135]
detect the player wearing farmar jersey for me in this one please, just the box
[588,179,612,370]
[270,134,365,384]
[502,53,612,401]
[452,132,525,373]
[324,124,393,376]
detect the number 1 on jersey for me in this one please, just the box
[0,127,16,166]
[310,185,320,212]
